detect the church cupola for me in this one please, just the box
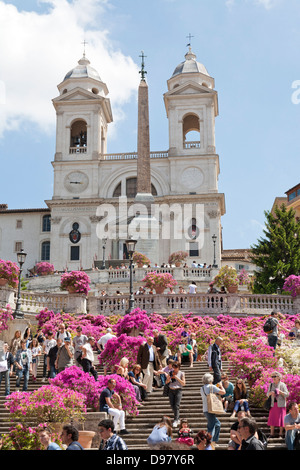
[164,47,218,157]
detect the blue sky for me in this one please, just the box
[0,0,300,250]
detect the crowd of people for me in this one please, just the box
[0,312,300,451]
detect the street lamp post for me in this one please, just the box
[212,234,218,268]
[14,249,27,319]
[101,238,107,270]
[125,239,137,314]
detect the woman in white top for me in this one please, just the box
[189,282,197,294]
[200,373,225,447]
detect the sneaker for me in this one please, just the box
[119,429,130,435]
[173,420,179,427]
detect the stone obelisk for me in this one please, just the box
[130,52,159,263]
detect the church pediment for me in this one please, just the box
[53,87,103,104]
[165,81,216,97]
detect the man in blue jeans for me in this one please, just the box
[15,339,32,391]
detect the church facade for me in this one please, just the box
[0,48,225,274]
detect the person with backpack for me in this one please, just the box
[263,311,289,351]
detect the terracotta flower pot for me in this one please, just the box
[78,430,95,449]
[155,286,165,294]
[0,279,8,287]
[228,285,238,293]
[67,286,77,294]
[175,262,181,267]
[296,286,300,296]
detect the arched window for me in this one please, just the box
[113,178,157,198]
[70,119,87,154]
[42,215,51,232]
[41,241,50,261]
[183,114,201,149]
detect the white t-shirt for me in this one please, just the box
[82,343,94,362]
[189,284,197,294]
[98,333,116,349]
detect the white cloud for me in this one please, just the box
[226,0,279,9]
[0,0,139,138]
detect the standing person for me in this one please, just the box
[284,401,300,450]
[15,339,32,391]
[10,330,22,357]
[38,427,61,450]
[61,425,84,450]
[200,372,226,447]
[47,338,62,379]
[98,419,128,450]
[208,337,223,385]
[165,361,186,428]
[73,326,88,367]
[55,323,71,345]
[55,336,74,373]
[239,417,265,450]
[81,337,98,381]
[99,378,130,435]
[153,329,168,367]
[41,331,56,382]
[188,281,197,294]
[29,338,42,382]
[264,311,289,351]
[0,342,14,396]
[137,336,161,394]
[97,328,116,351]
[266,371,289,438]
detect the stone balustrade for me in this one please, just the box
[6,290,297,316]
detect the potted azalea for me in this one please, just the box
[132,252,150,268]
[4,385,86,433]
[283,275,300,297]
[213,265,239,293]
[60,270,91,295]
[0,259,20,288]
[142,271,178,294]
[35,262,54,276]
[168,251,188,267]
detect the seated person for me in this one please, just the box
[230,379,251,419]
[177,338,193,368]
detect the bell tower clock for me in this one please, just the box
[51,54,113,200]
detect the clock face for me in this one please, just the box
[64,171,89,193]
[180,167,203,190]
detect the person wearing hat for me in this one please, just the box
[81,337,98,381]
[55,336,74,373]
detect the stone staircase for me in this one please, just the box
[0,360,286,450]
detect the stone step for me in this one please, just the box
[0,361,286,451]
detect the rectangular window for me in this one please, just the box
[16,219,23,229]
[42,215,51,232]
[189,242,199,257]
[70,246,80,261]
[14,241,23,252]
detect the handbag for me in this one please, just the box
[203,385,225,415]
[163,383,170,397]
[264,395,272,411]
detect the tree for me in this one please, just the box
[250,204,300,294]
